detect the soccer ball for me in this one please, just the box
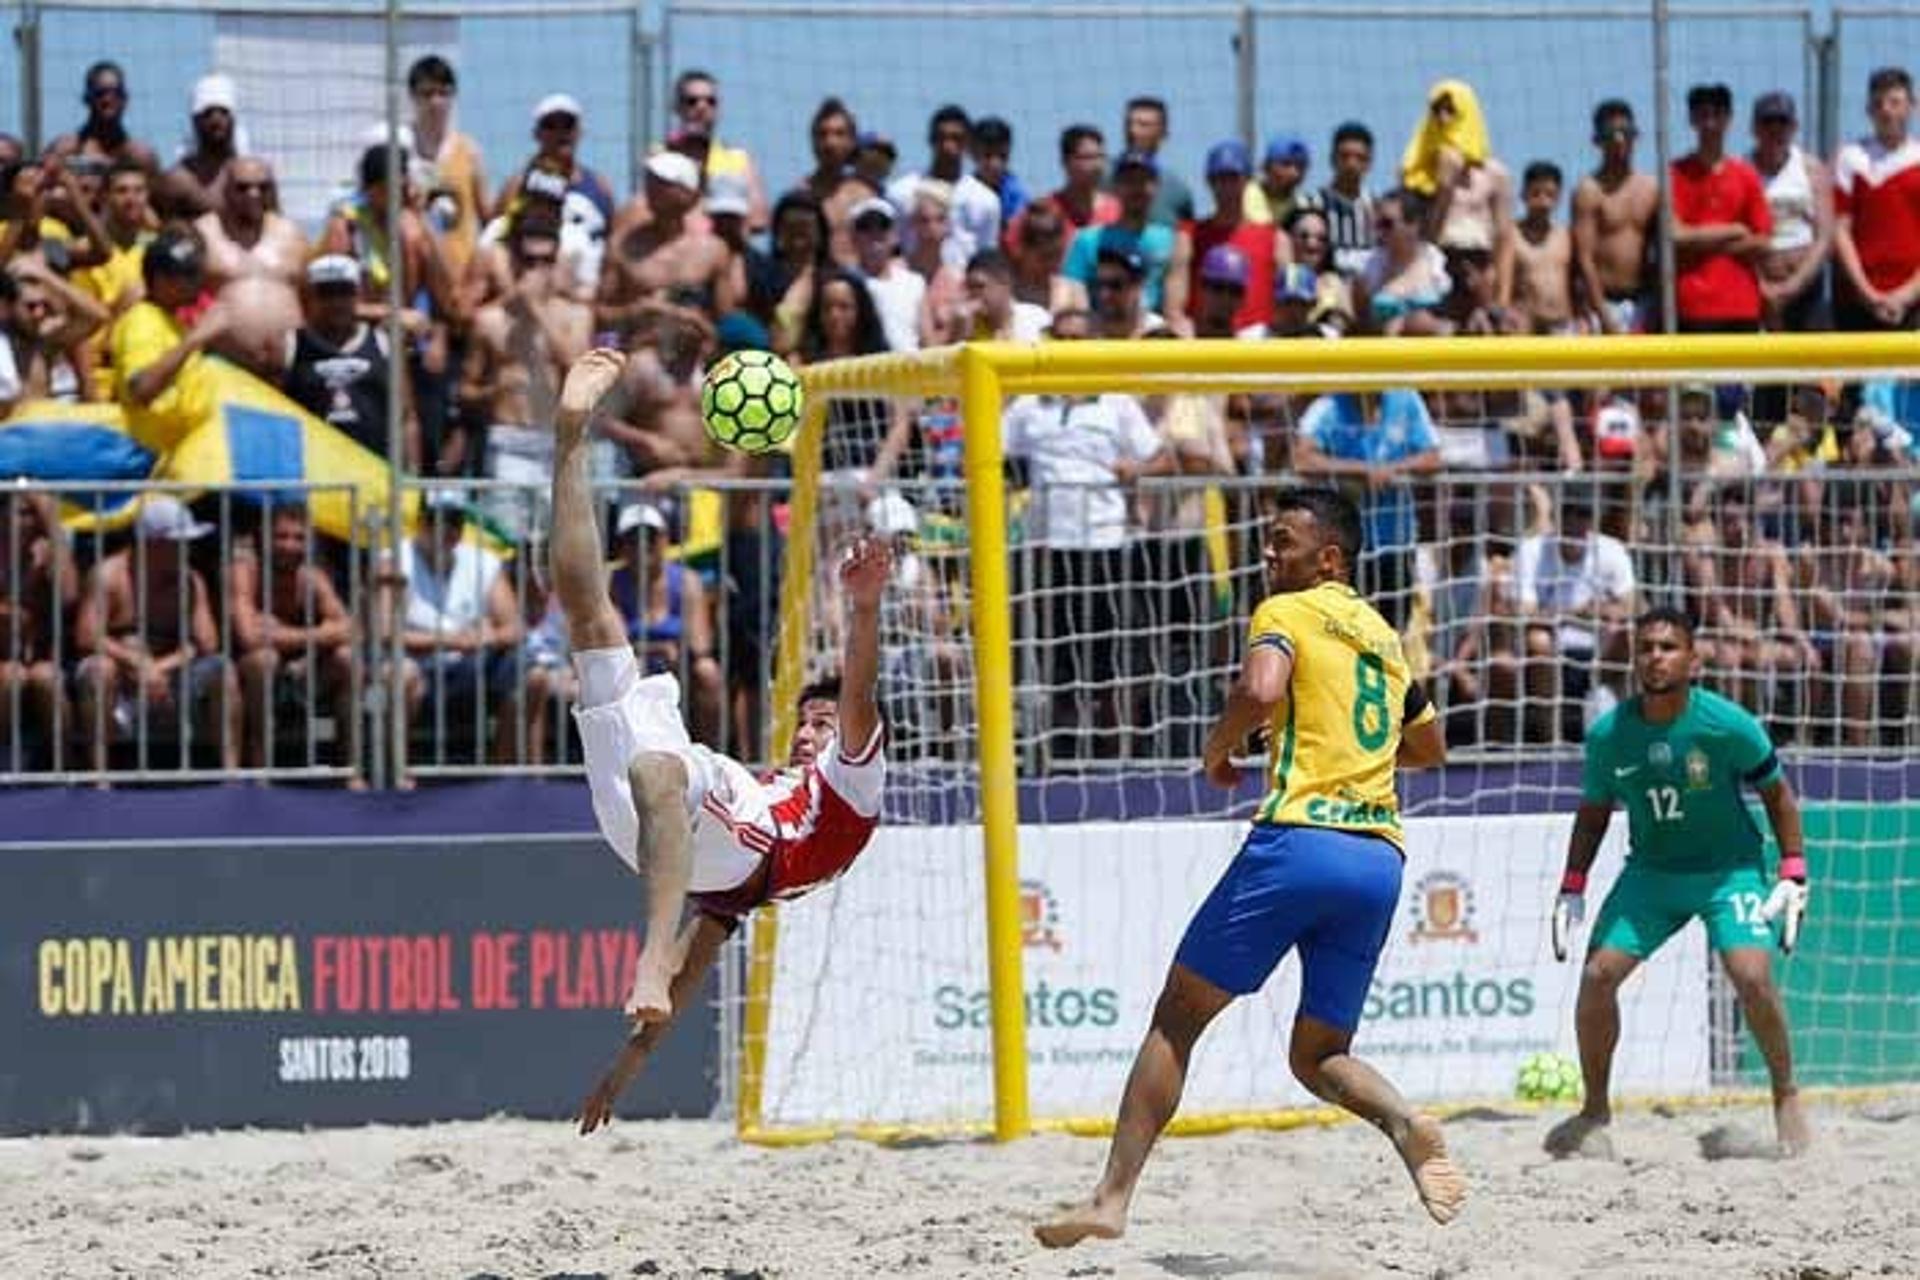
[700,350,803,454]
[1514,1051,1583,1103]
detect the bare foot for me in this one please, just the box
[1776,1091,1812,1157]
[1544,1112,1615,1160]
[623,963,672,1024]
[556,348,626,446]
[1395,1115,1468,1225]
[1033,1197,1126,1250]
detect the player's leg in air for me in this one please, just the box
[550,347,688,1023]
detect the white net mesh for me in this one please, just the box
[737,368,1919,1134]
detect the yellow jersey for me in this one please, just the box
[110,301,216,454]
[1248,580,1432,849]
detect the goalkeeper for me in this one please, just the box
[547,350,893,1133]
[1547,605,1811,1159]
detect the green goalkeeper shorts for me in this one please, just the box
[1590,862,1775,957]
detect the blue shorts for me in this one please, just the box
[1174,824,1403,1033]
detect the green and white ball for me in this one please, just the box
[1515,1051,1583,1103]
[700,350,803,454]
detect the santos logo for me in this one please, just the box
[1363,971,1536,1021]
[933,981,1120,1030]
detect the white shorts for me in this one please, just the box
[570,645,758,891]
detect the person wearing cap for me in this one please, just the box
[605,502,722,743]
[390,489,533,772]
[1269,262,1329,338]
[1245,134,1310,228]
[597,150,734,342]
[156,73,249,220]
[1190,243,1255,339]
[45,61,159,177]
[1747,90,1830,336]
[1117,95,1194,226]
[1064,150,1179,313]
[74,495,240,776]
[286,253,414,468]
[1833,67,1920,330]
[702,167,757,310]
[1088,241,1161,339]
[849,195,924,353]
[1178,139,1281,335]
[851,130,897,195]
[1671,83,1772,333]
[794,97,867,267]
[659,69,767,233]
[493,93,615,295]
[109,224,222,453]
[463,206,592,538]
[407,55,491,280]
[195,154,307,290]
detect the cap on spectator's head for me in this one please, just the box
[1274,263,1319,303]
[533,92,582,125]
[306,254,362,289]
[1095,241,1146,280]
[1753,90,1797,124]
[191,73,236,117]
[1677,380,1715,407]
[1204,139,1252,178]
[143,225,203,278]
[644,150,701,192]
[865,492,919,537]
[1200,243,1250,288]
[1264,133,1310,168]
[716,310,772,356]
[519,162,568,205]
[136,495,212,542]
[1563,487,1598,516]
[1113,149,1159,178]
[616,502,670,537]
[849,195,897,227]
[855,130,897,157]
[424,487,469,518]
[705,169,750,217]
[1686,83,1733,113]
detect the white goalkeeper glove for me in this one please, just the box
[1758,855,1809,954]
[1551,870,1587,963]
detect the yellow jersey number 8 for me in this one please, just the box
[1352,652,1391,751]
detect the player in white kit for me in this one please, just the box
[547,350,892,1130]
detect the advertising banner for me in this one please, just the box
[1,837,715,1135]
[760,815,1709,1127]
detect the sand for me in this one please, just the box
[4,1099,1918,1279]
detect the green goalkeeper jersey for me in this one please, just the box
[1580,688,1783,872]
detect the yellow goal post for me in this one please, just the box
[741,332,1920,1147]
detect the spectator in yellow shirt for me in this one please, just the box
[109,225,222,453]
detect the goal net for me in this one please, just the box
[731,336,1920,1142]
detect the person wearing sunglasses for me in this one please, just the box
[196,155,307,290]
[657,69,767,234]
[1572,99,1659,334]
[45,61,159,178]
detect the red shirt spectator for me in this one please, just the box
[1003,123,1117,251]
[1670,84,1771,327]
[1183,140,1277,333]
[1834,67,1920,328]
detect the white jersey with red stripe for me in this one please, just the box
[686,721,888,926]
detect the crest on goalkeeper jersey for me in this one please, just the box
[1686,748,1712,790]
[1407,870,1479,944]
[1019,879,1064,952]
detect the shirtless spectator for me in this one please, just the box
[797,97,866,265]
[596,152,733,344]
[407,55,491,281]
[195,157,306,288]
[852,131,896,194]
[1749,92,1831,333]
[74,497,240,776]
[1318,122,1378,278]
[231,503,359,780]
[320,144,457,333]
[284,255,417,468]
[1833,67,1920,331]
[597,306,713,479]
[1572,100,1659,333]
[849,196,924,353]
[0,490,76,771]
[1673,84,1772,335]
[661,70,767,233]
[1685,489,1817,714]
[1008,200,1089,313]
[1403,80,1515,306]
[1005,124,1117,249]
[461,210,592,540]
[1245,134,1309,229]
[703,169,755,306]
[494,95,616,299]
[45,62,160,177]
[1513,162,1575,332]
[1800,503,1892,746]
[157,75,245,220]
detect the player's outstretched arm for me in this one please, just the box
[1553,802,1614,962]
[577,914,732,1135]
[1756,777,1810,953]
[835,535,891,754]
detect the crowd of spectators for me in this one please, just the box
[0,55,1916,781]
